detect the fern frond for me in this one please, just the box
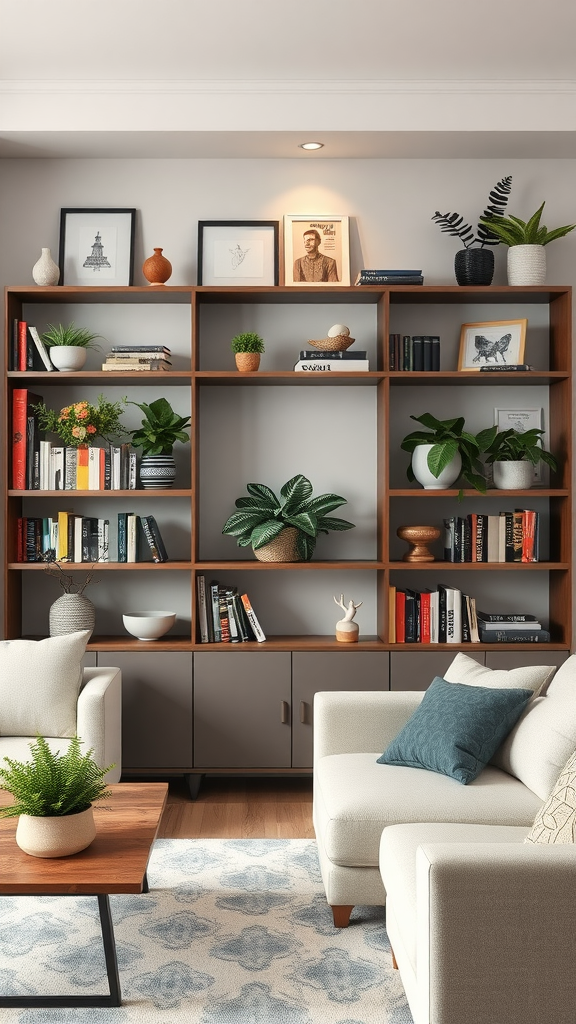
[431,212,475,247]
[476,175,513,245]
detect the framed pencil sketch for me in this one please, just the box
[284,214,350,286]
[494,406,544,482]
[197,221,279,286]
[458,318,527,371]
[59,208,136,286]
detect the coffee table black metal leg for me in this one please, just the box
[98,893,122,1006]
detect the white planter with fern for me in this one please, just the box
[16,806,96,858]
[507,245,547,286]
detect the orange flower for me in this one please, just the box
[87,425,96,434]
[72,425,86,439]
[76,408,89,419]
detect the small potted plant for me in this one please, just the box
[41,322,104,372]
[478,201,576,285]
[222,473,355,561]
[0,735,114,858]
[478,425,557,490]
[432,174,513,285]
[231,331,265,372]
[128,397,191,489]
[400,413,487,496]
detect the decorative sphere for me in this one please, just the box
[327,324,350,338]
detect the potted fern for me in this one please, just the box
[0,735,113,858]
[432,175,513,285]
[222,473,355,561]
[231,331,265,372]
[478,201,576,286]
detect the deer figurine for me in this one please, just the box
[334,594,363,643]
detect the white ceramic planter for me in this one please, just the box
[411,445,462,490]
[49,346,88,372]
[507,245,546,286]
[16,806,96,858]
[493,460,534,490]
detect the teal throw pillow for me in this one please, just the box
[377,675,532,784]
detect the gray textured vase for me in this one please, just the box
[49,593,96,637]
[139,454,176,489]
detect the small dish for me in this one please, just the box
[122,611,176,641]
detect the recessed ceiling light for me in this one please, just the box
[299,142,324,150]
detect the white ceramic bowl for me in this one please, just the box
[122,610,176,641]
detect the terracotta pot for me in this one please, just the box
[253,526,301,562]
[142,248,172,286]
[16,806,96,858]
[235,352,261,372]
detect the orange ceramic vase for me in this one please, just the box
[142,248,172,286]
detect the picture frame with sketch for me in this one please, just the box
[283,215,350,287]
[458,318,528,371]
[197,221,279,286]
[59,208,136,286]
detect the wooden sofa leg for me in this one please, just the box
[391,946,398,970]
[331,904,354,928]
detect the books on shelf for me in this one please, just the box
[299,350,367,360]
[28,326,54,372]
[17,515,110,563]
[196,575,266,643]
[15,440,137,492]
[388,334,440,371]
[479,364,534,372]
[12,389,42,490]
[102,345,172,372]
[443,511,539,564]
[478,628,551,643]
[294,359,370,372]
[355,270,423,285]
[140,515,169,562]
[477,611,540,622]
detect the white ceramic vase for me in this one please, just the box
[411,444,462,490]
[493,460,534,490]
[32,247,60,286]
[507,245,547,286]
[16,806,96,858]
[49,346,87,371]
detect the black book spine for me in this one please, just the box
[402,335,412,371]
[388,334,396,371]
[504,512,515,562]
[26,517,38,561]
[479,628,551,643]
[443,517,455,561]
[431,336,440,372]
[422,336,432,372]
[476,514,487,562]
[140,516,162,562]
[117,512,128,563]
[437,585,448,643]
[146,515,168,561]
[461,593,471,643]
[210,580,222,642]
[81,518,91,562]
[404,589,417,643]
[476,611,538,622]
[412,336,423,372]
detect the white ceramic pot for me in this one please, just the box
[16,806,96,858]
[507,245,546,286]
[49,346,87,372]
[411,444,462,490]
[493,460,534,490]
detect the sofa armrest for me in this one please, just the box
[313,690,424,760]
[77,667,122,783]
[416,842,576,1024]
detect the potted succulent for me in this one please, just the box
[41,322,103,372]
[0,735,113,858]
[478,425,557,490]
[231,331,265,372]
[478,201,576,285]
[432,175,513,285]
[128,397,191,489]
[222,473,355,561]
[401,413,487,495]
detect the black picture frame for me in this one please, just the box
[59,208,136,286]
[197,220,279,286]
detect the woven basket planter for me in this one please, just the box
[235,352,261,372]
[307,335,355,352]
[253,526,302,562]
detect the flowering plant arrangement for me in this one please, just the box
[34,394,127,447]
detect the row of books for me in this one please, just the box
[390,584,550,643]
[197,576,266,643]
[16,512,168,564]
[389,334,440,371]
[9,321,54,372]
[294,349,369,372]
[102,345,172,372]
[443,510,539,563]
[355,269,424,286]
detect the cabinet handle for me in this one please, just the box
[300,701,308,724]
[280,700,290,724]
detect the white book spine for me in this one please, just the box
[39,440,51,491]
[241,594,266,642]
[294,360,370,372]
[74,516,83,563]
[127,513,138,562]
[88,447,100,490]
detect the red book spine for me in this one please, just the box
[522,510,536,562]
[420,591,431,644]
[395,590,406,643]
[12,388,28,489]
[18,321,28,372]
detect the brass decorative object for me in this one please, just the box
[397,525,440,562]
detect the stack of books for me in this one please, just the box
[197,575,266,643]
[102,345,172,371]
[477,611,550,644]
[355,269,424,286]
[16,511,168,564]
[443,511,539,564]
[294,350,369,372]
[390,584,479,644]
[389,334,440,371]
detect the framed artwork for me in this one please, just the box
[59,208,136,286]
[494,406,544,483]
[283,214,350,287]
[458,318,527,371]
[197,221,279,286]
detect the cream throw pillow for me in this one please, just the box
[0,631,90,738]
[443,652,555,694]
[525,748,576,844]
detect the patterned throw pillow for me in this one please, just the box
[525,748,576,844]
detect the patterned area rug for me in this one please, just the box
[0,838,413,1023]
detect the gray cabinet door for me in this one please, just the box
[113,652,193,770]
[194,652,291,768]
[390,651,484,691]
[292,652,389,768]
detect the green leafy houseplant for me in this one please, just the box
[222,473,355,561]
[401,413,487,494]
[34,395,127,446]
[231,332,265,354]
[0,735,113,818]
[129,397,191,455]
[41,322,103,349]
[432,175,513,249]
[478,426,557,469]
[479,202,576,247]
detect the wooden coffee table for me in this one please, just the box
[0,782,168,1008]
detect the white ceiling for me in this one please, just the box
[1,0,576,159]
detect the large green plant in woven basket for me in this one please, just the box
[222,473,355,561]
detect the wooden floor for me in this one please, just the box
[156,776,315,840]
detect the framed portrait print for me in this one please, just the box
[59,208,136,286]
[458,318,527,371]
[284,215,350,287]
[197,221,279,286]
